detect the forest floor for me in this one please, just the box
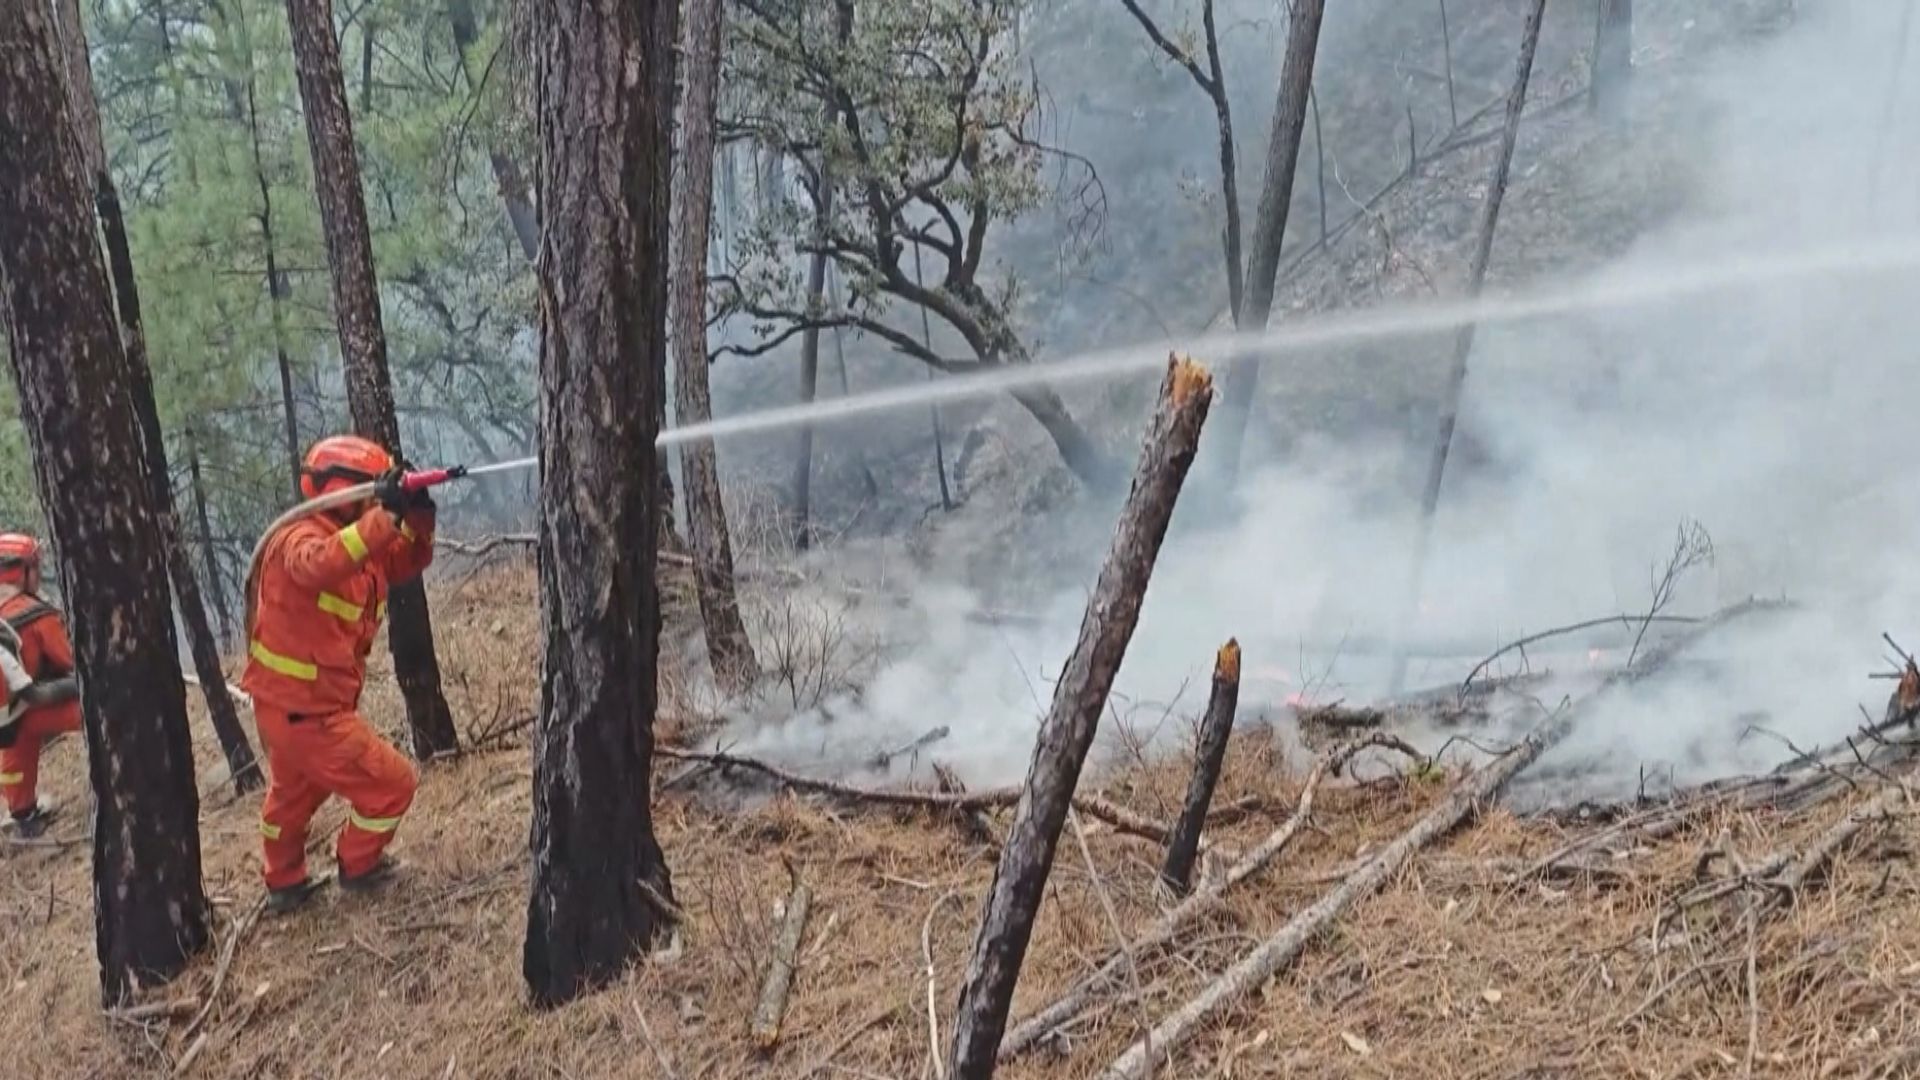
[8,563,1920,1079]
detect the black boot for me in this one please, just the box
[10,805,56,839]
[338,854,404,894]
[265,878,327,916]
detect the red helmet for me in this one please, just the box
[300,435,393,501]
[0,533,41,586]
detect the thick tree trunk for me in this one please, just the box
[671,0,759,694]
[284,0,458,759]
[0,0,210,1001]
[446,0,541,262]
[186,428,235,643]
[1590,0,1632,118]
[53,0,262,790]
[792,185,830,551]
[1159,639,1240,895]
[947,358,1214,1078]
[1391,0,1547,694]
[523,0,679,1008]
[1214,0,1325,485]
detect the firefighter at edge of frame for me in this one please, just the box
[242,434,435,915]
[0,533,82,840]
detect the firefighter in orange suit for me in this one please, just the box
[243,435,435,912]
[0,534,81,838]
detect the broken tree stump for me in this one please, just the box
[1160,639,1241,895]
[1097,599,1772,1079]
[999,733,1420,1061]
[946,356,1213,1079]
[750,868,813,1051]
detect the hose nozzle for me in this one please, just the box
[400,464,469,492]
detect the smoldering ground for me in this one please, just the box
[693,1,1920,807]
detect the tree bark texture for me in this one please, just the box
[0,0,211,1002]
[1391,0,1547,694]
[54,1,263,791]
[284,0,458,759]
[791,182,831,551]
[1159,639,1240,895]
[446,0,541,262]
[242,65,304,497]
[524,0,679,1008]
[1213,0,1325,485]
[671,0,760,694]
[1590,0,1632,118]
[946,357,1214,1078]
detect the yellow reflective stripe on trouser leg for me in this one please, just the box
[249,640,318,681]
[349,809,402,834]
[316,592,364,621]
[338,522,369,562]
[0,772,22,785]
[259,820,282,840]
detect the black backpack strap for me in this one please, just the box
[3,599,57,636]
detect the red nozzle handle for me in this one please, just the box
[401,465,468,492]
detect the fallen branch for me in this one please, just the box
[183,896,268,1041]
[106,997,200,1024]
[1460,613,1702,696]
[749,866,814,1051]
[656,746,1200,845]
[999,733,1421,1060]
[1097,708,1567,1080]
[923,891,961,1080]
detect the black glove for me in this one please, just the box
[373,466,408,516]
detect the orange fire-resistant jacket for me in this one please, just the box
[241,505,435,715]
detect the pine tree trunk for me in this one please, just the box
[284,0,458,759]
[523,0,679,1008]
[791,185,831,551]
[672,0,759,694]
[241,75,303,498]
[446,0,541,262]
[1590,0,1632,118]
[1214,0,1326,485]
[0,0,211,1002]
[186,427,236,643]
[53,0,262,790]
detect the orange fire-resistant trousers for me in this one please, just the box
[257,705,417,890]
[0,700,81,816]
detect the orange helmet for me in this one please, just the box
[299,435,393,501]
[0,533,41,586]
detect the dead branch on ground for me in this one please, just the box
[1461,613,1702,696]
[749,864,813,1051]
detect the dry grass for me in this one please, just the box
[7,563,1919,1079]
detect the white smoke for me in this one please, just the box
[711,1,1920,804]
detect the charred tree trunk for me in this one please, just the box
[54,0,262,791]
[671,0,759,694]
[791,181,831,551]
[447,0,540,262]
[285,0,458,759]
[947,357,1214,1077]
[1160,640,1240,895]
[1391,0,1547,695]
[1589,0,1632,118]
[1214,0,1325,486]
[0,0,211,1001]
[186,427,235,643]
[524,0,679,1007]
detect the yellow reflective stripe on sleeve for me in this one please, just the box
[250,640,318,681]
[338,523,369,562]
[399,521,416,543]
[259,821,282,840]
[0,772,22,785]
[349,810,402,834]
[376,600,387,622]
[316,592,364,622]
